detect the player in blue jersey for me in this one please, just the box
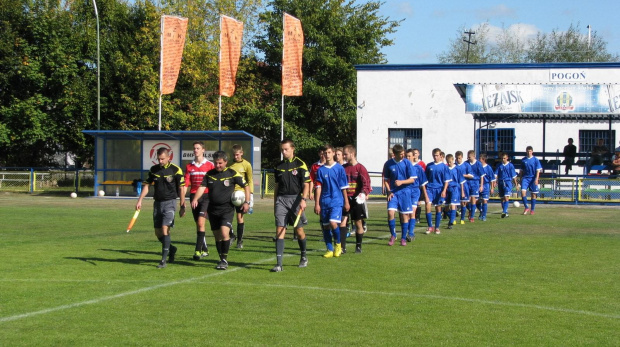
[519,146,542,215]
[494,153,518,218]
[424,148,451,234]
[406,148,427,241]
[477,153,496,221]
[455,151,470,225]
[383,144,416,246]
[465,150,485,222]
[314,145,350,258]
[445,154,465,229]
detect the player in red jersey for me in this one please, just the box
[183,141,215,260]
[342,145,372,253]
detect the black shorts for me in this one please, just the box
[190,193,209,222]
[208,211,234,231]
[418,187,426,201]
[348,196,367,221]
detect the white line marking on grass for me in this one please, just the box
[0,256,280,324]
[211,281,620,320]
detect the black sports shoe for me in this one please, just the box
[236,240,244,249]
[156,261,166,269]
[406,236,412,242]
[341,248,347,254]
[298,257,308,268]
[270,265,283,272]
[447,224,453,230]
[216,260,228,270]
[168,245,177,263]
[355,247,362,254]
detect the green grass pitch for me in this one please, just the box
[1,193,619,346]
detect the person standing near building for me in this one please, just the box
[520,146,542,215]
[455,151,470,225]
[478,153,496,221]
[136,147,186,269]
[425,149,451,234]
[495,153,518,218]
[406,148,427,240]
[191,151,250,270]
[272,139,311,272]
[562,138,577,175]
[228,144,253,249]
[183,141,214,261]
[383,144,416,245]
[445,154,464,229]
[465,150,484,222]
[342,145,371,253]
[315,145,350,257]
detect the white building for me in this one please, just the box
[356,62,620,173]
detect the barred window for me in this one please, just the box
[477,128,515,154]
[578,130,615,153]
[388,128,423,160]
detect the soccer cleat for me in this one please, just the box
[341,248,347,254]
[216,260,228,270]
[168,245,177,263]
[323,251,334,258]
[447,224,453,230]
[460,220,465,225]
[406,236,412,242]
[298,257,308,268]
[469,218,475,223]
[156,261,166,269]
[424,227,434,235]
[530,210,535,215]
[201,249,209,257]
[505,213,510,218]
[355,247,362,254]
[523,208,530,215]
[236,240,244,249]
[270,265,283,272]
[193,251,202,261]
[435,229,441,235]
[334,243,342,257]
[388,235,396,246]
[400,239,407,246]
[501,213,506,218]
[481,217,487,222]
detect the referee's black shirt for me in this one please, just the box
[275,157,310,196]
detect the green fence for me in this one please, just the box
[0,170,94,193]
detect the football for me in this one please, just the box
[70,192,77,198]
[231,190,245,207]
[98,190,105,197]
[513,201,520,208]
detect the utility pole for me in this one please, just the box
[463,30,476,63]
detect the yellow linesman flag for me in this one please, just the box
[282,13,303,96]
[220,16,244,97]
[160,15,188,95]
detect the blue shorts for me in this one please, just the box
[409,188,421,207]
[320,205,343,225]
[468,180,480,198]
[460,183,470,203]
[521,177,539,194]
[446,185,460,206]
[498,180,513,197]
[480,184,490,200]
[387,189,413,213]
[426,186,446,206]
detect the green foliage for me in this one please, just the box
[438,22,619,64]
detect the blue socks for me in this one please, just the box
[522,196,529,209]
[531,199,536,211]
[323,229,334,251]
[426,212,432,227]
[388,219,396,237]
[408,218,416,237]
[435,212,442,229]
[401,222,409,240]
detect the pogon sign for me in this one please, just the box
[549,70,587,82]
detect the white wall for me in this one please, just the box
[356,65,620,173]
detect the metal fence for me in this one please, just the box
[0,169,94,193]
[260,170,620,204]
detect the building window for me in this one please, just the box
[388,128,423,159]
[578,130,616,154]
[477,128,515,154]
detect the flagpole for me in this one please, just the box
[219,95,222,131]
[158,15,164,131]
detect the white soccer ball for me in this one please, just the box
[70,192,77,198]
[98,190,105,197]
[513,201,520,208]
[231,190,245,207]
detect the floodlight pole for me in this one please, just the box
[92,0,100,130]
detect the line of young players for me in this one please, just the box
[382,145,543,245]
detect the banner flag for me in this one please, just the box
[160,15,188,95]
[282,13,303,96]
[220,16,244,97]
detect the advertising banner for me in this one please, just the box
[466,84,620,114]
[161,15,188,95]
[282,13,304,96]
[220,16,243,97]
[143,140,180,168]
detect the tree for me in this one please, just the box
[438,22,619,64]
[253,0,400,164]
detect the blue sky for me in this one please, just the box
[376,1,620,64]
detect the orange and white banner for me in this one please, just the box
[219,16,244,97]
[160,15,188,95]
[282,13,303,96]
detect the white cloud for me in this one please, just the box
[472,22,540,46]
[476,4,517,20]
